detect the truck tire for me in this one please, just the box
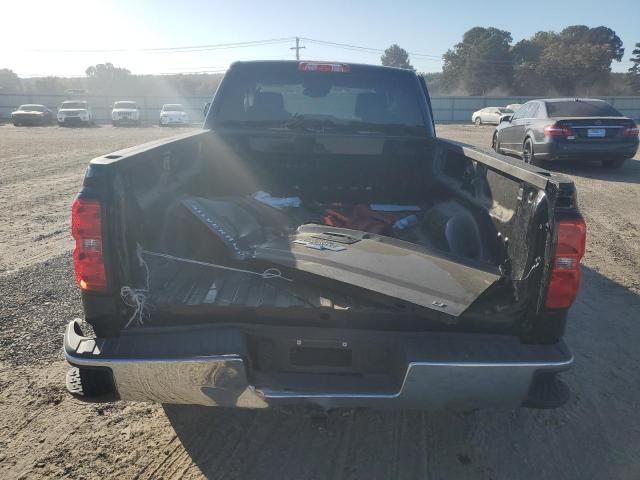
[66,367,118,400]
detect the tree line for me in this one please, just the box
[0,64,223,97]
[383,26,640,96]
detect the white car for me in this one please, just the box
[111,101,140,126]
[159,104,189,126]
[471,107,514,126]
[57,100,93,126]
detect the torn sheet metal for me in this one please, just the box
[181,196,293,260]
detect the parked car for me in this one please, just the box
[159,104,188,126]
[111,101,140,126]
[57,100,94,126]
[472,107,514,125]
[64,61,584,412]
[493,98,639,168]
[506,103,522,112]
[11,104,53,126]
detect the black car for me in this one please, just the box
[11,104,54,126]
[493,98,639,169]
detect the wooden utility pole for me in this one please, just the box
[290,37,305,60]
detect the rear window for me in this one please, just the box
[213,63,427,135]
[545,100,622,117]
[61,102,87,109]
[19,105,46,112]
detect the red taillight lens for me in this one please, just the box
[545,218,586,310]
[543,124,574,137]
[623,125,639,137]
[71,197,107,292]
[298,62,350,73]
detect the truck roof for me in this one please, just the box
[228,60,418,75]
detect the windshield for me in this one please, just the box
[61,102,87,110]
[213,64,427,135]
[546,100,622,117]
[163,104,184,111]
[19,105,46,112]
[114,102,136,109]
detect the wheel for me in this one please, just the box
[474,117,481,126]
[602,158,626,169]
[522,138,545,167]
[492,132,502,153]
[66,367,118,400]
[13,121,20,127]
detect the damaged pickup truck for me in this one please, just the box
[64,61,585,410]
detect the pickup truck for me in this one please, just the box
[64,61,585,411]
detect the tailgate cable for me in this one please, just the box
[140,249,293,282]
[520,257,541,281]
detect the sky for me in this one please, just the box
[2,0,639,77]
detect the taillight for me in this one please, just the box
[543,124,574,137]
[623,125,639,137]
[545,218,586,309]
[298,62,350,73]
[71,197,107,292]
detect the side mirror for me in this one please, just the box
[500,115,512,123]
[203,102,212,117]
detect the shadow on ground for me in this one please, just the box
[549,157,640,184]
[163,266,640,480]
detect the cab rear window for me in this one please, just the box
[213,63,427,132]
[545,100,622,117]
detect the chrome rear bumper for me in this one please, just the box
[64,320,573,410]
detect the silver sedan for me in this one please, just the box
[472,107,514,126]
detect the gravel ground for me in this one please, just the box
[0,124,639,480]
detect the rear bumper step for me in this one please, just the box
[64,319,573,410]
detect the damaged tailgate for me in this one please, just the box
[254,225,501,316]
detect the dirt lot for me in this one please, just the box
[0,124,639,480]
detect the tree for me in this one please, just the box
[512,26,624,95]
[441,27,513,95]
[85,63,134,95]
[628,42,640,94]
[31,76,65,95]
[421,72,444,95]
[381,45,414,70]
[0,68,21,93]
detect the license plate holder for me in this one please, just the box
[587,128,606,138]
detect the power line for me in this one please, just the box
[22,37,295,54]
[300,37,443,59]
